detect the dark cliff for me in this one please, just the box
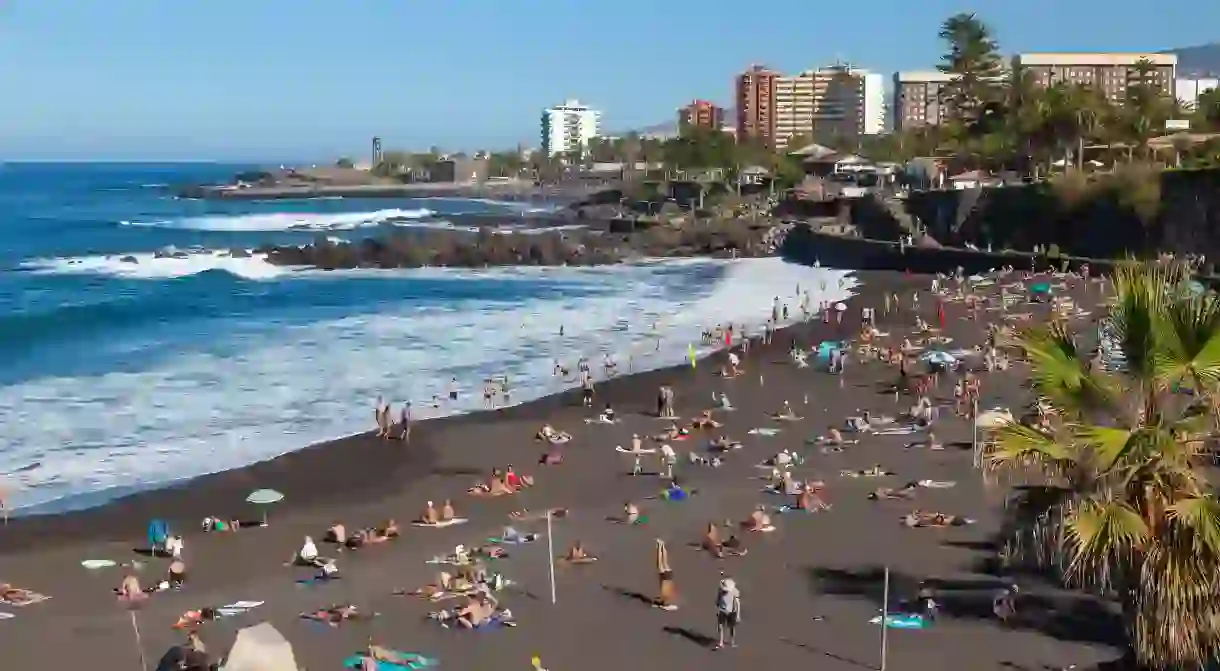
[901,167,1220,264]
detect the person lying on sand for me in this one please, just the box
[653,423,690,441]
[742,506,775,532]
[840,465,893,478]
[403,571,465,598]
[509,507,568,522]
[560,541,598,564]
[869,484,919,500]
[539,446,564,465]
[902,510,973,528]
[468,473,514,497]
[796,485,831,511]
[772,401,802,422]
[699,523,748,558]
[288,536,329,567]
[624,502,641,524]
[200,516,241,532]
[536,424,572,444]
[377,519,400,539]
[168,559,187,589]
[301,603,366,627]
[453,594,497,628]
[708,436,742,452]
[115,574,147,602]
[691,410,723,430]
[504,465,534,490]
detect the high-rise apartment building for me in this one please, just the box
[540,99,601,157]
[678,100,726,131]
[1015,53,1177,103]
[892,71,957,130]
[735,65,779,147]
[768,65,884,150]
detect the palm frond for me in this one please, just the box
[1062,497,1148,591]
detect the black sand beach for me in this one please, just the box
[0,267,1123,671]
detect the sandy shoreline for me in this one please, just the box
[0,267,1125,671]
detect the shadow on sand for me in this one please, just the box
[804,565,1124,648]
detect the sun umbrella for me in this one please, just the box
[975,409,1015,430]
[1029,283,1051,295]
[919,350,956,366]
[245,489,284,526]
[834,302,847,312]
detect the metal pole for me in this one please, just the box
[880,566,890,671]
[547,511,557,605]
[972,397,980,468]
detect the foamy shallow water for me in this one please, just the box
[0,256,854,515]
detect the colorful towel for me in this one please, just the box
[342,651,437,670]
[216,600,264,617]
[869,613,927,629]
[0,589,50,607]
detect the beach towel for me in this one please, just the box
[615,446,656,454]
[486,534,537,545]
[0,612,13,620]
[297,575,342,586]
[81,559,117,569]
[343,651,437,671]
[413,518,468,528]
[748,428,781,436]
[874,427,918,436]
[216,600,265,617]
[869,613,927,629]
[918,480,956,488]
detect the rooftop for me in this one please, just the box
[1016,52,1177,66]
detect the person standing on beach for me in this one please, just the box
[399,402,412,443]
[581,372,594,407]
[715,576,741,649]
[655,539,678,610]
[448,377,459,402]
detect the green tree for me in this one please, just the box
[486,151,525,178]
[937,13,1005,129]
[1192,87,1220,132]
[988,260,1220,669]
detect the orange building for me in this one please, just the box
[678,99,725,131]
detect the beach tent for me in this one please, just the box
[919,350,956,366]
[222,622,299,671]
[148,519,169,548]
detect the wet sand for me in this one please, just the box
[0,268,1124,671]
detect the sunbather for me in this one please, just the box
[869,484,918,500]
[655,539,678,609]
[301,603,364,627]
[796,485,831,511]
[419,501,440,525]
[653,423,690,441]
[468,474,514,497]
[455,594,496,628]
[168,559,187,589]
[200,517,241,532]
[743,506,774,532]
[290,536,328,567]
[708,436,741,452]
[561,541,598,564]
[536,424,572,444]
[440,500,456,522]
[116,574,147,602]
[624,502,641,524]
[772,401,802,421]
[691,410,722,430]
[902,510,971,528]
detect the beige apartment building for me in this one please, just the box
[1014,52,1177,103]
[770,65,885,150]
[892,70,956,130]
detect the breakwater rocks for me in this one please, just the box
[259,219,781,270]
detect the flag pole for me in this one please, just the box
[880,565,890,671]
[547,510,557,605]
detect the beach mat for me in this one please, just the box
[870,613,928,629]
[343,651,437,670]
[81,559,117,569]
[615,446,656,454]
[413,518,468,528]
[0,612,13,620]
[748,428,781,436]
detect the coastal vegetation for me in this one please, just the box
[987,261,1220,668]
[864,12,1220,172]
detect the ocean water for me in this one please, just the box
[0,162,856,516]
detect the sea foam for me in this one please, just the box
[121,207,437,232]
[0,257,855,514]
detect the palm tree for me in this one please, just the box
[937,13,1005,129]
[986,260,1220,668]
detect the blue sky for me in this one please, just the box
[0,0,1216,161]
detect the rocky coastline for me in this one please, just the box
[255,218,789,270]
